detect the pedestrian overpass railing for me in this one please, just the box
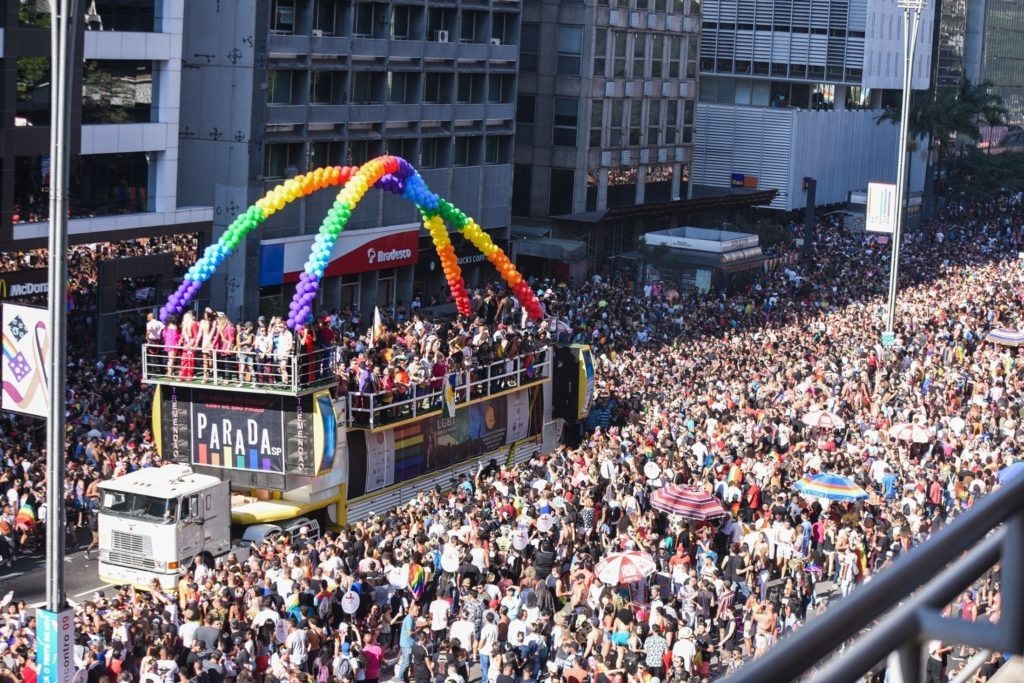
[729,472,1024,683]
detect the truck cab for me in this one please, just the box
[97,464,231,590]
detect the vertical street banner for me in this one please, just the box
[364,429,395,493]
[36,608,75,683]
[866,182,897,233]
[1,303,49,417]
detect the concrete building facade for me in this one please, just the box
[692,0,933,211]
[511,0,700,220]
[179,0,521,323]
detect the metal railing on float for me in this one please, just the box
[141,343,339,394]
[346,348,550,429]
[729,472,1024,683]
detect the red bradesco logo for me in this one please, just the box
[324,229,419,276]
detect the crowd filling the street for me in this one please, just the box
[0,194,1023,683]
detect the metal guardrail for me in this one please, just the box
[142,343,550,428]
[141,343,339,393]
[729,472,1024,683]
[347,349,550,429]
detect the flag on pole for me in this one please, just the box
[370,306,384,345]
[442,373,457,418]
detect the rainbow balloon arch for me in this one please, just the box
[159,155,545,329]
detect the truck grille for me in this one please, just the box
[109,531,157,569]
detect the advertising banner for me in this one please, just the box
[36,608,75,683]
[1,303,49,418]
[191,389,286,472]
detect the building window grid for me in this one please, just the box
[631,33,647,79]
[699,0,863,83]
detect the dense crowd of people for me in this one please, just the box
[2,194,1024,682]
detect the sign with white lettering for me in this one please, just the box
[36,608,75,683]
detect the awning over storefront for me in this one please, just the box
[513,236,588,263]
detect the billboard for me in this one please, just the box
[866,182,897,233]
[348,385,545,498]
[1,303,49,418]
[152,386,337,489]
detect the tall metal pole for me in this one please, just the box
[884,0,925,344]
[46,0,79,614]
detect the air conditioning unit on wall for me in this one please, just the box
[490,38,501,45]
[435,30,449,43]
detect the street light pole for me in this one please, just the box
[45,0,79,614]
[883,0,925,347]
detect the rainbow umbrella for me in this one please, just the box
[594,551,657,585]
[795,473,868,502]
[984,328,1024,347]
[650,485,727,521]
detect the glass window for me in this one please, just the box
[552,98,579,147]
[521,23,540,72]
[632,33,646,78]
[489,74,511,103]
[454,137,470,166]
[350,72,374,104]
[549,169,575,215]
[86,1,157,32]
[516,95,535,145]
[16,57,51,127]
[492,13,512,44]
[271,0,295,33]
[353,3,375,37]
[647,100,661,145]
[388,138,417,163]
[313,0,337,34]
[265,143,303,178]
[14,152,152,222]
[424,73,449,104]
[590,100,604,147]
[629,100,642,145]
[100,491,177,524]
[610,99,624,146]
[613,31,627,78]
[83,60,153,124]
[665,100,678,144]
[669,36,682,78]
[558,25,584,75]
[421,138,442,168]
[392,6,411,39]
[594,29,608,77]
[389,72,413,104]
[308,141,342,168]
[310,71,335,104]
[268,70,293,105]
[651,34,665,78]
[485,136,500,164]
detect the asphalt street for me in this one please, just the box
[0,528,111,610]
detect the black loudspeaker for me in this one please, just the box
[764,578,785,603]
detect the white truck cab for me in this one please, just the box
[97,464,231,590]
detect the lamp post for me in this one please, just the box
[883,0,926,348]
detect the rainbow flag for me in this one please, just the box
[14,504,35,531]
[408,563,426,600]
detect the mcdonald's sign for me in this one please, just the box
[0,280,48,299]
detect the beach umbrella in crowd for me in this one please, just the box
[594,551,657,585]
[801,409,846,430]
[795,472,869,502]
[997,462,1024,484]
[650,485,727,521]
[889,423,932,444]
[984,327,1024,347]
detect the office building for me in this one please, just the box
[692,0,934,211]
[511,0,700,225]
[977,0,1024,124]
[178,0,521,324]
[2,0,212,353]
[933,0,967,91]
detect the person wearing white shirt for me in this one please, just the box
[429,596,451,639]
[178,610,200,648]
[507,610,531,644]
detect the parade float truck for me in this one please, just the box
[98,338,592,590]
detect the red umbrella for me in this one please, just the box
[650,485,727,521]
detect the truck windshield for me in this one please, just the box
[100,491,178,524]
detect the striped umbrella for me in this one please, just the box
[650,485,727,521]
[984,328,1024,347]
[795,473,869,502]
[889,423,931,444]
[594,551,658,585]
[801,410,846,430]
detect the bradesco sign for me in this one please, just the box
[275,224,420,284]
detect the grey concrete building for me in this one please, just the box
[692,0,934,211]
[178,0,521,323]
[511,0,700,220]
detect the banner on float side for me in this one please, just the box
[1,303,49,418]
